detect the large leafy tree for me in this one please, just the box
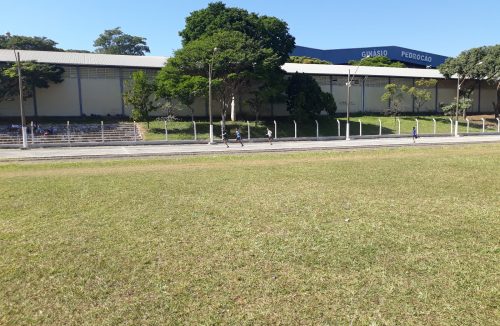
[0,33,65,104]
[94,27,150,56]
[0,33,61,51]
[123,70,158,128]
[286,73,336,121]
[439,45,500,118]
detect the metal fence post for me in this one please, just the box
[481,118,485,133]
[133,121,137,142]
[397,118,401,135]
[274,120,277,139]
[315,120,319,140]
[415,118,419,136]
[497,118,500,133]
[432,118,436,134]
[337,119,340,137]
[466,118,469,133]
[293,120,297,138]
[449,118,453,135]
[359,119,362,136]
[30,121,34,144]
[67,121,70,144]
[193,121,197,140]
[220,120,223,139]
[164,120,168,141]
[378,118,382,136]
[101,121,104,142]
[247,120,250,140]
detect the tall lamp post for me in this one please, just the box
[345,56,368,140]
[208,47,218,144]
[14,49,28,149]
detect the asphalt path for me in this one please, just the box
[1,135,499,161]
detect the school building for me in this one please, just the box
[0,49,497,119]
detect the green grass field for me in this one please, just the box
[142,115,499,141]
[1,144,499,325]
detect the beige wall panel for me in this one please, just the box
[332,76,362,113]
[81,79,122,116]
[0,97,35,117]
[364,77,388,113]
[436,80,456,113]
[36,79,80,116]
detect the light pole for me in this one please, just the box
[208,47,218,144]
[14,49,28,149]
[345,56,368,140]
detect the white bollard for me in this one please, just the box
[67,121,70,143]
[133,121,137,142]
[193,121,197,140]
[359,119,362,136]
[293,120,297,138]
[455,120,459,137]
[247,121,250,140]
[497,118,500,133]
[432,118,436,134]
[481,118,485,133]
[378,118,382,136]
[21,126,28,149]
[30,121,34,144]
[101,121,104,142]
[415,119,419,136]
[274,120,277,139]
[164,120,168,141]
[397,118,401,135]
[315,120,319,140]
[337,119,340,137]
[449,118,453,135]
[466,118,470,134]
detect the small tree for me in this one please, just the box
[441,97,473,117]
[381,83,405,120]
[405,78,438,113]
[123,70,158,128]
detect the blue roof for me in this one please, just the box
[292,46,448,68]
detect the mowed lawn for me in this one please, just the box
[1,144,499,325]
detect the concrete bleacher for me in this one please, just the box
[0,122,142,145]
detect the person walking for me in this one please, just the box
[266,127,273,145]
[235,128,244,146]
[412,126,418,143]
[222,128,229,148]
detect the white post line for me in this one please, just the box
[247,121,250,140]
[294,120,297,138]
[481,118,485,133]
[497,118,500,133]
[133,121,137,142]
[101,121,104,142]
[193,121,197,140]
[454,120,459,137]
[30,121,34,144]
[336,119,340,137]
[449,118,453,135]
[220,120,223,139]
[432,118,436,134]
[466,118,469,134]
[397,118,401,135]
[164,120,168,141]
[378,118,382,136]
[274,120,277,139]
[358,119,362,136]
[415,118,419,135]
[315,120,319,140]
[67,120,70,144]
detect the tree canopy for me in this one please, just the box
[286,73,336,121]
[349,56,406,68]
[0,33,61,51]
[439,45,499,117]
[94,27,150,56]
[288,56,332,65]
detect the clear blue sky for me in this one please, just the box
[2,0,499,57]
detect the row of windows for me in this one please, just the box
[62,67,158,80]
